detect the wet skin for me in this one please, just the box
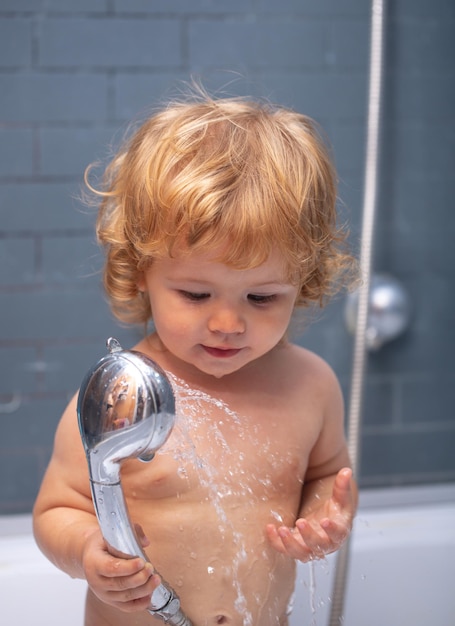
[33,250,356,626]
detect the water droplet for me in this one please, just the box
[270,510,284,523]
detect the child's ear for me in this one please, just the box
[137,272,146,293]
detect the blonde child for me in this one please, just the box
[33,93,358,626]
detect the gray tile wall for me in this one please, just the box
[1,0,454,513]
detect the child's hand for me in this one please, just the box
[82,525,161,612]
[266,468,355,562]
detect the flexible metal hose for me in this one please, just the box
[328,1,387,623]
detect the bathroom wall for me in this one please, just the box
[0,0,454,513]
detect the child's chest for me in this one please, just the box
[121,382,320,507]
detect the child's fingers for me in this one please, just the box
[106,571,162,613]
[331,468,354,509]
[102,555,151,581]
[294,519,328,557]
[105,565,158,595]
[320,517,351,547]
[267,509,353,561]
[268,521,331,561]
[276,526,312,560]
[265,524,288,555]
[267,524,310,559]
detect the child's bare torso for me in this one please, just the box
[85,342,322,626]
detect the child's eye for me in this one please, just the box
[179,290,210,302]
[247,294,277,305]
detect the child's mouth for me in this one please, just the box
[202,345,242,358]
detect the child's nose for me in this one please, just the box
[207,306,246,335]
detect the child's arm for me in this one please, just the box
[266,358,358,562]
[33,394,160,613]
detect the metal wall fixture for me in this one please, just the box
[344,273,411,351]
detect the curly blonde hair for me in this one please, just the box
[89,95,355,324]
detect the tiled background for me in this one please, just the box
[1,0,454,513]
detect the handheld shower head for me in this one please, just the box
[77,338,193,626]
[78,337,175,484]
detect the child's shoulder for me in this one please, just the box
[282,342,341,393]
[286,341,337,374]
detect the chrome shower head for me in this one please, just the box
[77,337,175,484]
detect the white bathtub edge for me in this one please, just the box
[358,482,455,510]
[0,511,33,536]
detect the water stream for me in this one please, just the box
[149,374,313,625]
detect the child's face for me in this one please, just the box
[139,248,299,379]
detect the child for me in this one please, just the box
[33,93,358,626]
